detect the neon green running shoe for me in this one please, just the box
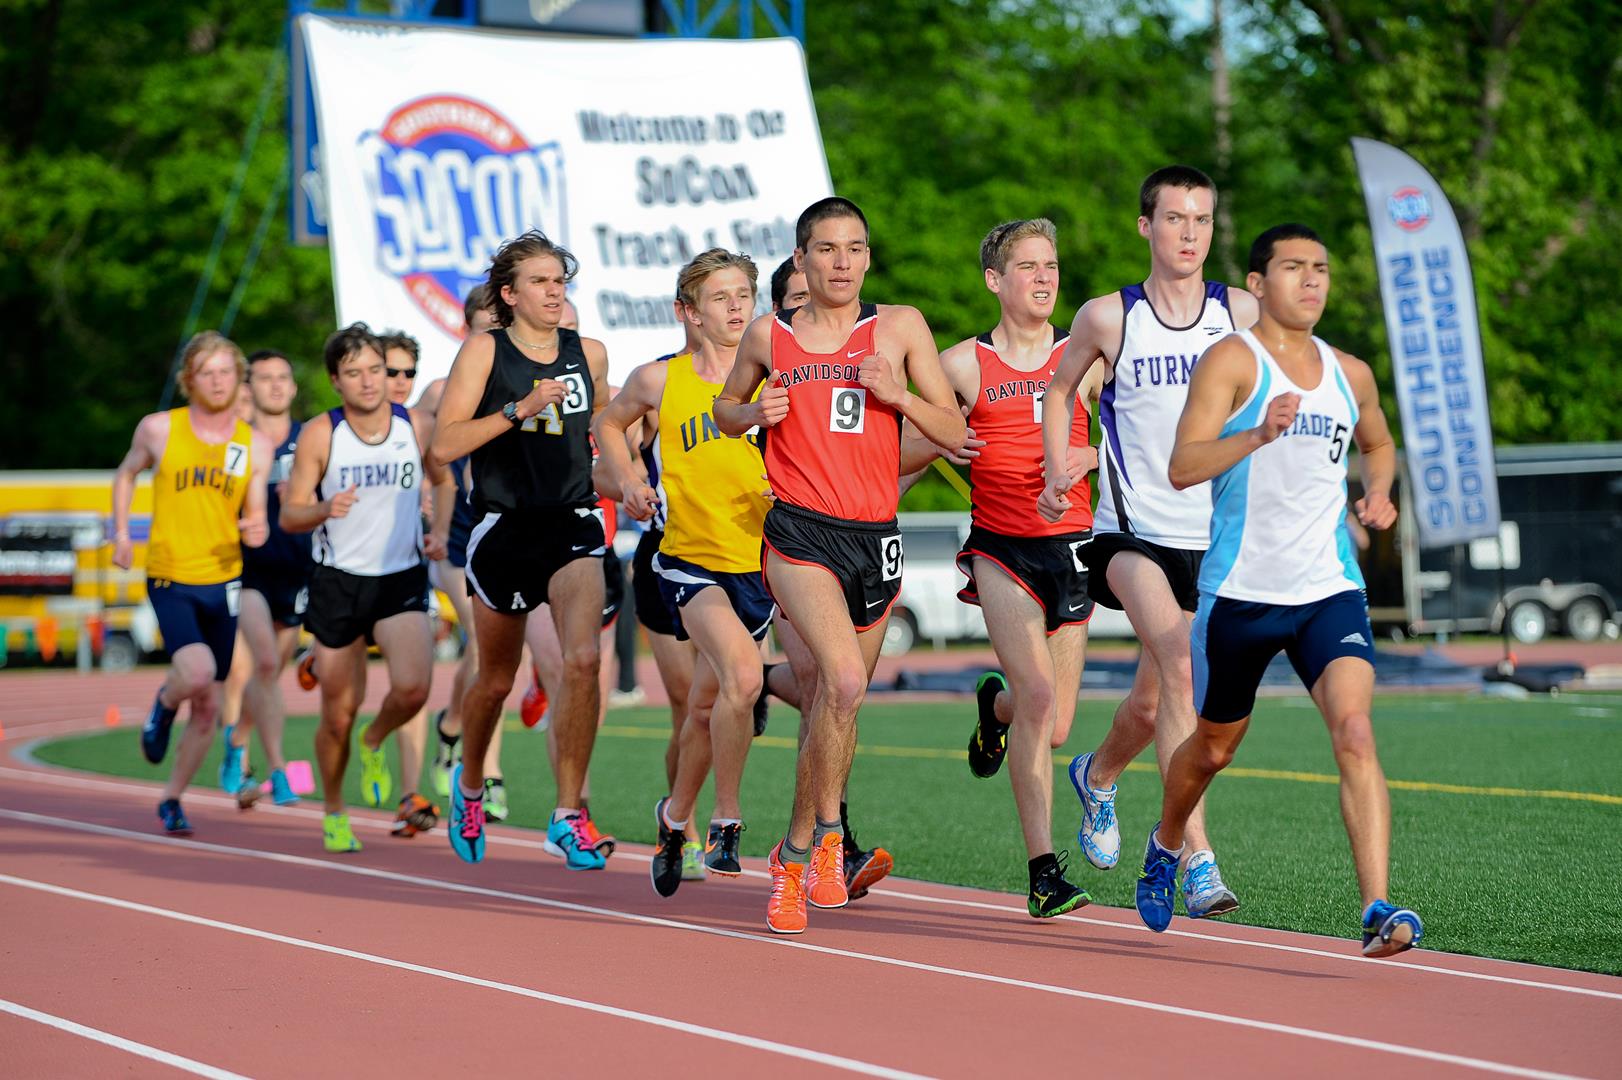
[681,839,707,881]
[483,777,509,823]
[358,738,392,809]
[324,813,362,854]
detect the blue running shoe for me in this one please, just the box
[447,763,485,864]
[157,798,192,836]
[141,692,177,764]
[1135,823,1181,932]
[1361,899,1424,958]
[546,812,607,871]
[218,726,245,794]
[1068,752,1120,870]
[269,767,299,806]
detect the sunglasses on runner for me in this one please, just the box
[386,367,417,379]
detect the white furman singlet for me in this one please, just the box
[1199,330,1364,605]
[1094,281,1236,548]
[315,403,424,576]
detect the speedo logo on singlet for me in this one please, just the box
[1126,354,1200,388]
[361,95,566,338]
[336,462,417,489]
[678,410,762,453]
[782,361,864,386]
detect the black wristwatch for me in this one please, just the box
[502,401,521,425]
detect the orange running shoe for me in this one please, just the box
[806,832,849,909]
[766,840,807,935]
[295,646,318,691]
[580,810,617,857]
[845,844,894,901]
[520,671,548,729]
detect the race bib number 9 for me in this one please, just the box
[879,533,904,581]
[830,387,866,434]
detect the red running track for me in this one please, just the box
[1,675,1620,1078]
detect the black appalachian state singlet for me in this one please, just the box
[470,328,595,515]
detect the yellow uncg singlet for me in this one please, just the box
[146,408,253,585]
[657,354,770,573]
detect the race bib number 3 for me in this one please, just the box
[879,534,904,581]
[830,387,866,434]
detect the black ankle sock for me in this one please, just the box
[1029,852,1059,887]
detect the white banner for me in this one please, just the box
[1351,137,1500,549]
[298,15,832,392]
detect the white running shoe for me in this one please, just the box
[1068,752,1120,870]
[1182,849,1240,918]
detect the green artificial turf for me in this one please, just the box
[31,691,1622,974]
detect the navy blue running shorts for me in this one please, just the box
[1193,589,1376,723]
[240,563,310,628]
[147,577,239,678]
[653,551,776,643]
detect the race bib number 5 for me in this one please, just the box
[830,387,866,434]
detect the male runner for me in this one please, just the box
[280,323,452,853]
[909,219,1099,917]
[770,256,810,312]
[423,287,507,809]
[113,331,270,834]
[431,230,612,869]
[219,348,313,807]
[1137,223,1422,957]
[597,248,776,897]
[715,197,964,934]
[1040,165,1257,919]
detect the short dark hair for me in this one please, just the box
[322,322,383,376]
[1139,165,1217,219]
[1248,223,1324,275]
[377,331,421,366]
[770,257,799,309]
[486,230,579,328]
[246,348,290,369]
[463,283,495,329]
[795,196,868,251]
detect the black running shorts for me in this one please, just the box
[761,501,901,631]
[632,527,679,637]
[957,526,1094,634]
[304,563,430,649]
[1080,531,1204,614]
[465,506,606,614]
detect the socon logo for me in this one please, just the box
[1387,186,1432,233]
[360,96,567,337]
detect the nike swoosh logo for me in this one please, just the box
[572,545,590,552]
[847,350,864,359]
[867,599,886,608]
[1067,603,1085,612]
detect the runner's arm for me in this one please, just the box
[1342,352,1398,530]
[413,408,454,559]
[111,413,165,569]
[428,333,507,465]
[238,429,273,549]
[880,307,964,453]
[1167,336,1278,490]
[593,363,666,517]
[714,316,774,436]
[278,414,337,534]
[583,338,612,417]
[1041,297,1115,496]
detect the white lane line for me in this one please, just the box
[1,762,1616,1003]
[0,997,251,1080]
[0,873,931,1080]
[0,811,1596,1080]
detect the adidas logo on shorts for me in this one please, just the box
[1340,632,1368,646]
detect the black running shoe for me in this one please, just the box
[967,671,1010,778]
[704,821,744,876]
[650,797,685,898]
[141,692,177,765]
[158,798,192,836]
[1028,852,1090,919]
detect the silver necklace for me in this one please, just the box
[508,327,559,351]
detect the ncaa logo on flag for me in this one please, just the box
[358,95,567,338]
[1386,186,1432,233]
